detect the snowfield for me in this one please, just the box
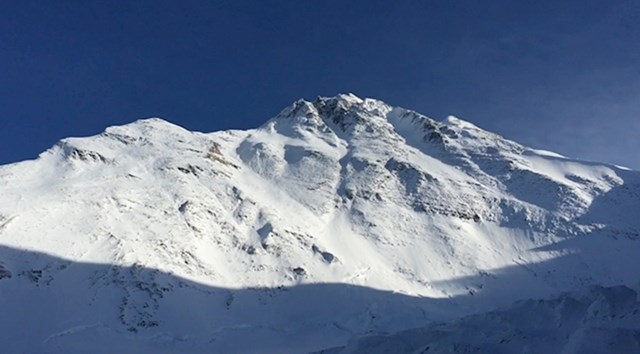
[0,93,638,353]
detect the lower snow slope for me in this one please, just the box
[321,285,640,354]
[0,94,639,353]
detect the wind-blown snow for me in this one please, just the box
[0,93,638,353]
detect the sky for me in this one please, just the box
[1,0,639,168]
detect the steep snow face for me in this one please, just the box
[0,94,639,353]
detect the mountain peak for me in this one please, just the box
[111,117,186,133]
[269,95,510,158]
[318,92,364,105]
[272,93,394,135]
[275,93,370,119]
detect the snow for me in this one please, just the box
[325,285,640,354]
[0,94,639,353]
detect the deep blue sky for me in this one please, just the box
[1,1,639,168]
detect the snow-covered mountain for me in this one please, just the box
[0,93,639,353]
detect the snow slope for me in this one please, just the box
[321,285,640,354]
[0,93,639,353]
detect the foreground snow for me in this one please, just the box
[320,285,640,354]
[0,94,638,353]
